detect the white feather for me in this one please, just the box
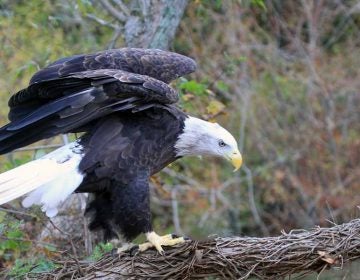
[0,142,84,217]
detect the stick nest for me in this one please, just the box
[33,219,360,279]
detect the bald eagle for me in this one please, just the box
[0,48,242,253]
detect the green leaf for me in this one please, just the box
[250,0,267,10]
[3,240,19,250]
[44,244,57,252]
[8,259,33,277]
[7,228,23,239]
[179,80,208,96]
[216,81,229,92]
[30,259,57,273]
[88,242,114,261]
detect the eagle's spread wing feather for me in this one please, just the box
[0,48,196,154]
[8,70,178,123]
[28,48,196,85]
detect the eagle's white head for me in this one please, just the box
[175,116,243,171]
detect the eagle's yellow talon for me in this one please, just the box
[162,234,174,240]
[138,231,185,254]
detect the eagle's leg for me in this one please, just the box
[114,242,134,253]
[138,232,186,254]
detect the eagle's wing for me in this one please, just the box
[0,48,196,154]
[29,48,196,84]
[8,69,179,123]
[9,48,196,121]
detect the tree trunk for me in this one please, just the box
[124,0,188,49]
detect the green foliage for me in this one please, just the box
[0,212,58,277]
[177,79,209,114]
[30,258,57,274]
[1,155,32,173]
[177,78,228,119]
[0,0,115,123]
[0,213,58,278]
[179,79,208,96]
[0,214,31,261]
[88,242,114,261]
[7,259,34,278]
[223,53,247,76]
[250,0,267,10]
[215,80,229,92]
[8,258,57,278]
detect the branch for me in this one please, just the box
[99,0,127,22]
[36,219,360,279]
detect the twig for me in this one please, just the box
[0,206,38,219]
[48,219,79,259]
[99,0,127,22]
[108,27,123,49]
[85,13,119,29]
[13,144,63,152]
[112,0,130,16]
[243,165,269,236]
[171,186,183,235]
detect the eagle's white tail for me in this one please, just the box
[0,142,84,217]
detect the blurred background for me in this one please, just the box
[0,0,359,278]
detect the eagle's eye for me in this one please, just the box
[218,140,226,147]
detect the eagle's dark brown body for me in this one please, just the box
[77,107,186,240]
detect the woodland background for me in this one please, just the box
[0,0,359,279]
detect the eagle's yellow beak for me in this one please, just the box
[228,149,243,172]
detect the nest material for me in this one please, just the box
[35,219,360,279]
